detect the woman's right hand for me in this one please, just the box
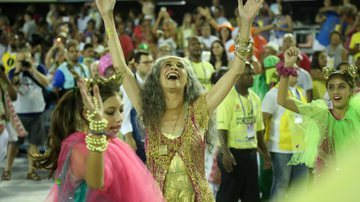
[237,0,264,23]
[95,0,116,18]
[284,47,299,68]
[222,150,237,173]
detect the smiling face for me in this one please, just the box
[237,63,255,88]
[327,76,354,110]
[159,57,188,90]
[102,95,123,136]
[188,37,203,58]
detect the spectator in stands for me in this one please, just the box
[270,1,293,46]
[128,8,142,26]
[186,36,215,91]
[22,12,37,42]
[212,5,228,25]
[132,15,153,48]
[348,12,360,56]
[313,0,340,51]
[140,0,155,20]
[263,41,279,59]
[310,50,328,100]
[177,13,196,57]
[153,9,177,56]
[45,36,66,79]
[325,31,348,68]
[91,32,106,58]
[337,3,357,38]
[80,43,95,68]
[278,33,311,72]
[83,19,96,40]
[117,19,134,62]
[157,43,172,58]
[209,40,228,70]
[254,1,275,42]
[198,23,219,51]
[2,48,49,181]
[52,40,90,97]
[77,4,92,33]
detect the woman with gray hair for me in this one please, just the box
[95,0,263,201]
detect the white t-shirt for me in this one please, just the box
[261,87,306,153]
[297,67,313,92]
[199,35,219,50]
[120,72,145,136]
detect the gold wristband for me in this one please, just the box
[85,135,108,152]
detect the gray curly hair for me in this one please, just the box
[141,56,204,130]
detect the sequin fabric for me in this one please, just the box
[146,94,214,201]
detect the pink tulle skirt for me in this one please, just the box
[47,132,164,202]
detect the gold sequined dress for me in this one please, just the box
[146,94,214,202]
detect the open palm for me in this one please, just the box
[95,0,116,17]
[78,79,104,120]
[237,0,264,22]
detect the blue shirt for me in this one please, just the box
[52,62,90,90]
[316,11,340,46]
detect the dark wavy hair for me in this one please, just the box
[209,40,228,69]
[141,55,204,130]
[311,50,325,70]
[33,82,119,178]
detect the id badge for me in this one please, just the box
[246,123,256,140]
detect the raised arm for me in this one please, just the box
[206,0,263,113]
[96,0,142,112]
[277,47,300,113]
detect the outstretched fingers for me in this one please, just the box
[77,79,93,111]
[92,84,103,111]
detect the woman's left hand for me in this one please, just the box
[78,79,104,120]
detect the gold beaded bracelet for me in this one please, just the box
[89,118,108,133]
[235,37,252,57]
[85,135,108,152]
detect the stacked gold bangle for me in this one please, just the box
[85,97,108,133]
[235,37,252,59]
[85,134,108,152]
[89,119,109,133]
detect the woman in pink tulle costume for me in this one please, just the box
[33,78,164,202]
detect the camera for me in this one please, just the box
[21,60,31,69]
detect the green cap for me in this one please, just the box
[138,43,149,50]
[263,55,280,69]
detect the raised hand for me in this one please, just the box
[237,0,264,22]
[78,78,104,120]
[284,47,299,68]
[95,0,116,18]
